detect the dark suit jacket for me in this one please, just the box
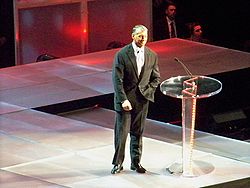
[112,43,161,111]
[153,17,187,41]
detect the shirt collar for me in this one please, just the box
[132,41,144,54]
[166,16,174,24]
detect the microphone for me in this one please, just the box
[174,57,193,78]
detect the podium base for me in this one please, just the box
[166,160,215,177]
[166,162,183,175]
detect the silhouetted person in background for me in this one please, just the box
[106,41,126,50]
[36,54,58,62]
[0,1,15,68]
[153,0,187,41]
[0,34,13,68]
[186,22,212,44]
[242,40,250,52]
[0,36,7,47]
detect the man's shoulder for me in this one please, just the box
[145,46,157,56]
[118,43,131,52]
[115,44,132,57]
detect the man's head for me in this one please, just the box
[131,25,148,48]
[188,22,203,38]
[165,1,177,20]
[193,25,203,37]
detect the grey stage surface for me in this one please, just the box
[1,39,250,187]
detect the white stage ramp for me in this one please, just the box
[1,103,250,188]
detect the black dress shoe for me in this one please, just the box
[111,164,123,174]
[130,163,146,173]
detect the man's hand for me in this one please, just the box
[122,100,132,111]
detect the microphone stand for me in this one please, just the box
[174,57,193,78]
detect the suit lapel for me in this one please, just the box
[126,44,139,79]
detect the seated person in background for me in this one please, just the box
[0,36,7,47]
[106,41,126,50]
[36,54,58,62]
[186,22,212,44]
[242,40,250,52]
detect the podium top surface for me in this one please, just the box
[160,76,222,99]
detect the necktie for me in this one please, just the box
[170,21,176,38]
[136,50,144,76]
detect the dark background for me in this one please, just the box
[175,0,250,51]
[0,1,15,68]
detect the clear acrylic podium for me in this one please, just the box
[160,76,222,177]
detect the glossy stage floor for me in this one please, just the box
[1,39,250,187]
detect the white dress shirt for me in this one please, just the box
[166,16,177,38]
[132,41,145,76]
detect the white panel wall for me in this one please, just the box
[14,0,152,64]
[88,0,152,52]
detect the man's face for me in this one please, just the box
[166,5,176,20]
[193,25,202,37]
[132,30,148,48]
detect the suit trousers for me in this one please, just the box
[112,100,149,165]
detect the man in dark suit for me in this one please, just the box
[153,1,186,41]
[111,25,161,174]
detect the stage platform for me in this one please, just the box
[1,39,250,187]
[0,104,250,187]
[1,39,250,109]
